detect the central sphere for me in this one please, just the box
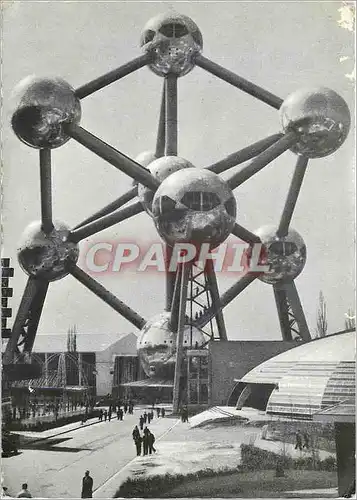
[253,225,307,284]
[140,12,203,77]
[11,76,81,149]
[17,220,79,281]
[152,168,237,248]
[138,156,193,215]
[137,312,206,379]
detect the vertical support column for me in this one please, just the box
[205,260,227,340]
[44,353,49,387]
[187,355,191,405]
[207,347,212,406]
[165,245,176,312]
[165,74,178,156]
[197,358,201,404]
[284,281,311,341]
[335,422,356,497]
[273,284,292,341]
[156,83,166,158]
[172,263,190,414]
[78,353,83,386]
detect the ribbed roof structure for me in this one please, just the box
[240,330,355,420]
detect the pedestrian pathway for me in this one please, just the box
[93,417,178,498]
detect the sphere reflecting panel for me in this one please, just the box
[138,156,193,215]
[140,13,203,77]
[254,225,306,284]
[18,220,79,281]
[152,168,236,248]
[11,76,81,149]
[137,312,206,378]
[280,87,350,158]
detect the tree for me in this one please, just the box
[345,309,356,330]
[66,325,77,352]
[315,291,328,338]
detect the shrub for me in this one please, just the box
[240,443,292,471]
[6,410,100,432]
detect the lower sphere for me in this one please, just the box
[17,220,79,281]
[137,312,206,378]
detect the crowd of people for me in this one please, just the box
[97,401,134,423]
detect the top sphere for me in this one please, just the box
[279,87,350,158]
[140,12,203,77]
[11,76,81,149]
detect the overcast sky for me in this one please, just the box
[2,1,355,342]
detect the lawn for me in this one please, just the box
[162,469,337,498]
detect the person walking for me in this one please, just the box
[295,430,303,451]
[148,431,156,455]
[116,408,120,420]
[134,435,142,456]
[99,409,103,422]
[303,432,309,449]
[139,415,144,430]
[143,411,148,424]
[132,425,140,441]
[124,402,128,414]
[156,407,160,418]
[142,427,150,455]
[161,407,165,417]
[147,412,152,424]
[108,408,112,422]
[132,425,141,456]
[119,408,124,421]
[104,410,108,422]
[17,484,32,498]
[81,470,93,499]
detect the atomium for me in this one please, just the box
[5,11,352,393]
[17,220,79,281]
[11,76,81,149]
[137,312,206,378]
[152,168,237,248]
[140,12,203,77]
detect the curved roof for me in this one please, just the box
[240,330,355,420]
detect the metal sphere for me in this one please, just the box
[11,76,81,149]
[253,225,306,285]
[17,220,79,281]
[137,312,206,378]
[140,12,203,77]
[152,168,237,248]
[279,87,351,158]
[132,151,157,187]
[138,156,193,216]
